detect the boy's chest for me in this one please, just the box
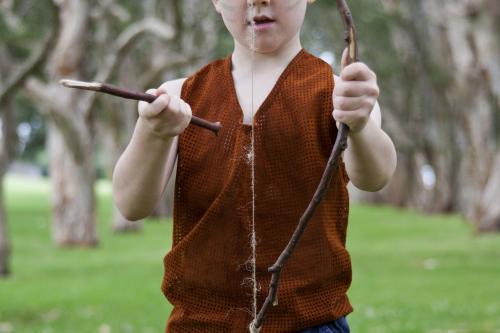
[232,70,283,125]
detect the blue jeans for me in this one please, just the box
[299,317,350,333]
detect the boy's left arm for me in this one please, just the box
[333,56,397,192]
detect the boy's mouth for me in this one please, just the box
[249,15,275,26]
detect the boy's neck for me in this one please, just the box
[231,34,302,74]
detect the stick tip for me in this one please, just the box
[59,79,101,91]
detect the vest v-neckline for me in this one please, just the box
[227,49,306,127]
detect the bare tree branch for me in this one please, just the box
[0,1,60,106]
[81,17,175,116]
[96,0,130,22]
[138,53,201,88]
[0,0,22,32]
[24,78,86,162]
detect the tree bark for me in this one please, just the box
[42,0,98,246]
[372,0,500,231]
[22,0,99,246]
[477,153,500,232]
[0,102,16,276]
[48,121,98,245]
[0,178,10,277]
[0,0,60,273]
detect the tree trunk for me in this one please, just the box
[0,177,10,277]
[24,0,99,246]
[48,0,98,246]
[367,0,500,231]
[477,153,500,232]
[0,98,20,276]
[48,122,98,246]
[407,0,500,230]
[0,0,59,272]
[0,105,13,276]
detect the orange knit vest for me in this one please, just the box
[162,49,352,333]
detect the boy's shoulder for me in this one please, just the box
[188,56,229,84]
[180,57,230,94]
[195,56,229,75]
[159,78,187,98]
[305,50,338,80]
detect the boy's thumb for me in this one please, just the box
[340,47,349,71]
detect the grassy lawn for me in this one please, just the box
[0,175,499,333]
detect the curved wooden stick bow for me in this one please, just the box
[249,1,358,331]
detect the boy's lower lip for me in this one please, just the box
[253,22,275,31]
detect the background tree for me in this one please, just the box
[356,0,500,232]
[302,0,499,232]
[0,0,59,276]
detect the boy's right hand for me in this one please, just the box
[138,86,192,139]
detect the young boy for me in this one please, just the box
[113,0,397,332]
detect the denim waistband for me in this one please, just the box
[299,316,350,333]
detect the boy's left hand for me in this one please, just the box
[332,48,379,133]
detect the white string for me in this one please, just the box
[247,2,258,329]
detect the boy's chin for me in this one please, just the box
[248,42,283,54]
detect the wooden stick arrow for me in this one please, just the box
[60,79,222,135]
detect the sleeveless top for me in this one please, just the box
[161,49,352,333]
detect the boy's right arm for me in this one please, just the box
[112,78,189,221]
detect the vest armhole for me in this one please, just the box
[180,76,193,102]
[339,159,350,185]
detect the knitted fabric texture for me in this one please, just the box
[161,49,352,333]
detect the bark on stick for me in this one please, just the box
[60,79,222,135]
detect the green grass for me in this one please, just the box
[1,175,499,333]
[1,176,171,333]
[348,207,500,333]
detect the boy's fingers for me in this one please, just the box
[332,109,354,124]
[156,86,168,95]
[166,96,192,131]
[334,81,379,98]
[333,96,365,111]
[146,88,157,96]
[153,94,171,112]
[181,101,192,118]
[180,101,193,126]
[167,95,181,115]
[138,89,156,115]
[341,62,376,82]
[332,108,366,124]
[139,89,170,117]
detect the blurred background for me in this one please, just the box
[0,0,499,332]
